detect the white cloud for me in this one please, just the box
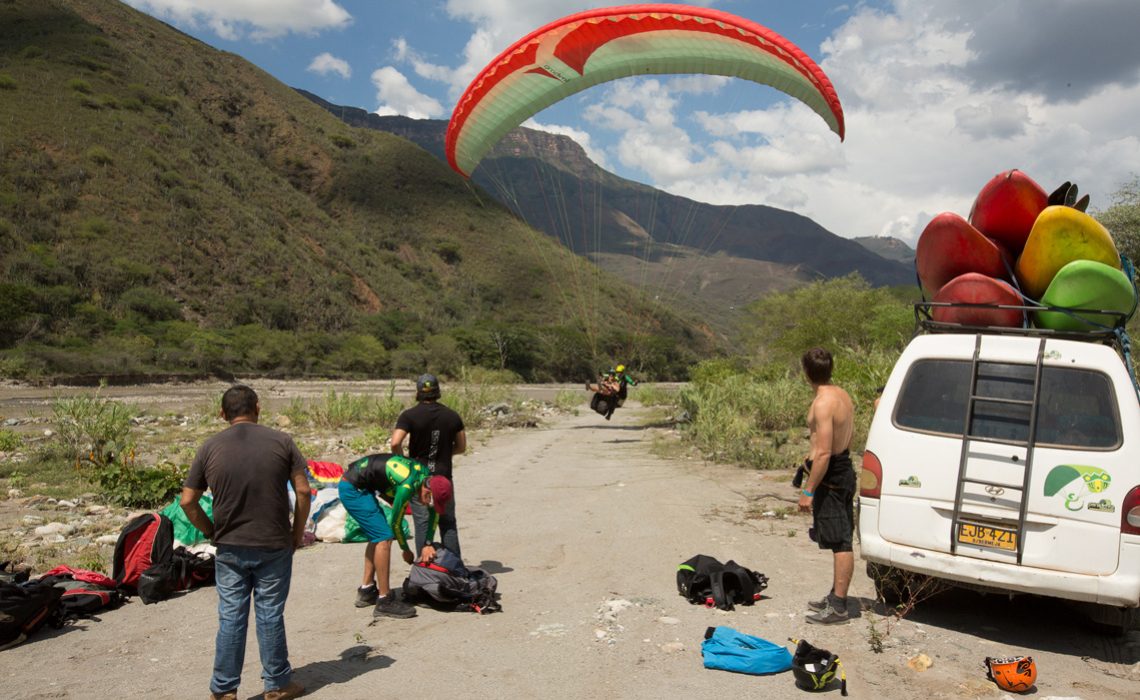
[587,0,1140,245]
[792,0,1140,242]
[953,101,1029,140]
[371,67,445,119]
[124,0,352,40]
[666,75,731,95]
[392,37,455,85]
[307,52,351,79]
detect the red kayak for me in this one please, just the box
[916,212,1012,297]
[931,273,1024,328]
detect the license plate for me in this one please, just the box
[957,523,1017,552]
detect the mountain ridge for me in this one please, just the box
[297,89,915,294]
[0,0,709,381]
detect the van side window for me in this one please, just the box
[894,360,1121,449]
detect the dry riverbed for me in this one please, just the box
[0,381,1137,699]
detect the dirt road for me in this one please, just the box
[3,399,1138,699]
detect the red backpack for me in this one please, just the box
[112,513,173,594]
[35,566,126,619]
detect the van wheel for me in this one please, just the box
[1082,603,1138,636]
[866,562,909,608]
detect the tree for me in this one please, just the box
[1095,175,1140,268]
[741,274,913,361]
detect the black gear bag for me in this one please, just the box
[677,554,769,611]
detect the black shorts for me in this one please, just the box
[812,452,856,553]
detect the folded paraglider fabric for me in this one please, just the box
[700,626,793,675]
[160,493,213,547]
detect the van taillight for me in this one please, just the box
[860,450,882,499]
[1123,486,1140,536]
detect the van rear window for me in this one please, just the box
[893,360,1120,449]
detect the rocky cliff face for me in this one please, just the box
[854,236,916,265]
[490,129,599,179]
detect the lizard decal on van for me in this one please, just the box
[1086,499,1116,513]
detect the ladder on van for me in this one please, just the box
[949,335,1046,565]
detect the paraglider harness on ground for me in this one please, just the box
[0,564,129,650]
[402,546,501,614]
[676,554,768,611]
[791,638,848,696]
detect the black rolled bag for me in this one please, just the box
[677,554,768,611]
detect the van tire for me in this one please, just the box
[1081,602,1139,636]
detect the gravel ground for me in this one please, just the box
[1,384,1138,699]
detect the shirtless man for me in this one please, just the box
[797,347,857,625]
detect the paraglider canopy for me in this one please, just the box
[446,3,845,177]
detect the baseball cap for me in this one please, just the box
[428,475,453,515]
[416,373,440,399]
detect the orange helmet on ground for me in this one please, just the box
[985,655,1037,693]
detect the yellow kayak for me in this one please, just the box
[1015,206,1120,299]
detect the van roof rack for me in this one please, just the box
[912,301,1127,346]
[913,301,1140,402]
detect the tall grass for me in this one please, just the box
[676,276,913,468]
[633,383,679,407]
[50,390,137,467]
[679,368,809,469]
[42,389,184,506]
[446,367,518,429]
[552,389,584,412]
[283,385,405,429]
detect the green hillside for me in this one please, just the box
[0,0,713,381]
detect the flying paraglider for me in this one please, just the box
[446,3,845,177]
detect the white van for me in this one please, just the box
[858,326,1140,631]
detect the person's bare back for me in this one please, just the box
[807,384,854,456]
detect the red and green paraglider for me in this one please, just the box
[446,3,845,177]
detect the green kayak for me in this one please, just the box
[1034,259,1136,331]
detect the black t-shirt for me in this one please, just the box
[184,423,307,549]
[394,401,465,479]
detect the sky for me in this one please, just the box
[122,0,1140,245]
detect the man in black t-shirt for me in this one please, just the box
[390,373,466,560]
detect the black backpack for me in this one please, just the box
[402,546,501,614]
[677,554,769,611]
[590,392,612,416]
[0,580,64,650]
[138,547,216,604]
[112,513,174,595]
[0,561,30,585]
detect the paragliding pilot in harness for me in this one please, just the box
[586,364,637,420]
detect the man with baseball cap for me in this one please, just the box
[338,453,453,618]
[391,373,466,562]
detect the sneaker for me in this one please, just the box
[264,681,305,700]
[355,584,378,608]
[373,595,417,619]
[806,599,850,626]
[807,591,838,612]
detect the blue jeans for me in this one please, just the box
[411,486,460,558]
[211,545,294,694]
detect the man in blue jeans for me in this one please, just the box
[182,385,312,700]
